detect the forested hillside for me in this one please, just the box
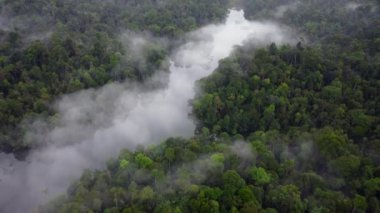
[1,0,379,212]
[41,131,379,212]
[0,0,230,154]
[240,0,379,42]
[194,40,379,150]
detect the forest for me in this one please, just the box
[0,0,229,155]
[0,0,379,212]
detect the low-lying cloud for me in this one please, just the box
[0,9,296,212]
[273,1,300,18]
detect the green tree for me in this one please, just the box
[249,167,271,185]
[110,187,126,209]
[267,185,304,213]
[135,153,153,169]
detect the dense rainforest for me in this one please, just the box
[0,0,379,212]
[0,0,230,154]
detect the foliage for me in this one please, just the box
[3,0,380,212]
[41,128,379,212]
[0,0,230,154]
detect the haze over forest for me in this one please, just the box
[0,0,379,213]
